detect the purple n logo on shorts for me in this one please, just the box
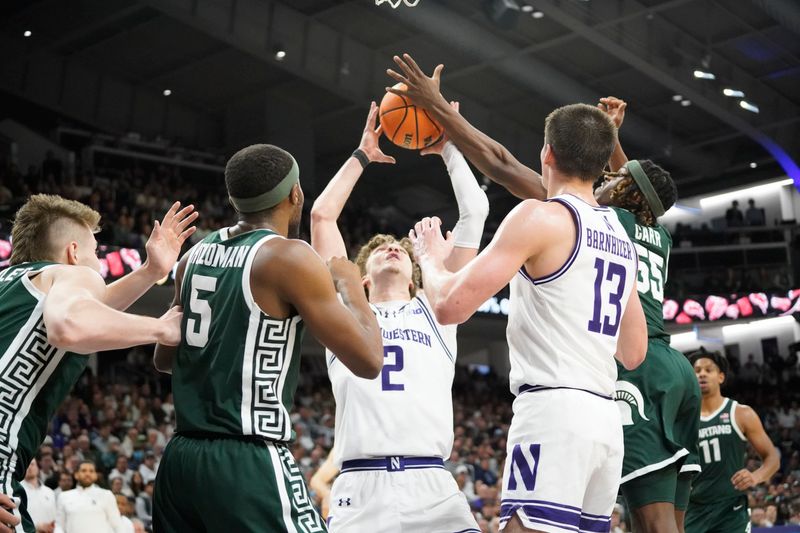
[508,444,541,491]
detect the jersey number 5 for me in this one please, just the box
[634,243,665,302]
[186,274,217,347]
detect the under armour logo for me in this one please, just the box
[338,498,351,507]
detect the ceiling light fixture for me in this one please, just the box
[723,88,745,98]
[693,69,716,80]
[532,9,544,18]
[23,30,32,37]
[680,99,692,107]
[750,162,757,169]
[739,100,759,113]
[672,94,683,102]
[521,5,533,12]
[163,89,172,96]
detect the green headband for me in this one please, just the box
[229,156,300,213]
[626,160,665,218]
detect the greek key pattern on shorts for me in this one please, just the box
[249,318,291,440]
[277,445,326,533]
[0,318,57,467]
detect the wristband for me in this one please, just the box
[352,149,370,169]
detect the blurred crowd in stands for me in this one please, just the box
[1,152,797,298]
[2,152,800,532]
[20,347,800,533]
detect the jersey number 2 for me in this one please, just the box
[186,274,217,348]
[381,345,405,391]
[588,258,627,336]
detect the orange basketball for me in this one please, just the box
[379,83,443,150]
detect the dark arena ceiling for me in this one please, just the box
[1,0,798,209]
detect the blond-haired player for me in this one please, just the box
[311,102,488,533]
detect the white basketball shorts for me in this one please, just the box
[328,456,479,533]
[499,388,623,533]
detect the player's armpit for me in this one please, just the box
[615,283,647,370]
[267,240,382,378]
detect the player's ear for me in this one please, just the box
[66,241,79,265]
[542,144,556,167]
[290,183,303,206]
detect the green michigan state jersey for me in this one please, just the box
[690,398,747,504]
[173,228,305,442]
[611,207,671,339]
[0,262,87,483]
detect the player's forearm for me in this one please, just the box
[419,260,468,324]
[104,263,164,311]
[427,99,546,200]
[310,157,363,222]
[608,137,628,172]
[333,277,383,376]
[45,298,167,353]
[753,449,780,484]
[442,142,489,252]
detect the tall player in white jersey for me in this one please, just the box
[310,102,488,533]
[408,101,647,533]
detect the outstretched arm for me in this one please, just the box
[598,96,629,172]
[43,266,181,354]
[420,102,489,271]
[731,405,780,491]
[104,202,197,310]
[311,102,395,261]
[387,53,546,201]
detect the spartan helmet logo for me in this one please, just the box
[615,380,650,426]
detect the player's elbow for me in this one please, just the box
[46,316,91,354]
[433,300,468,326]
[310,202,336,225]
[620,338,647,370]
[347,352,382,379]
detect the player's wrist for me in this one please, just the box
[351,149,371,169]
[140,260,168,283]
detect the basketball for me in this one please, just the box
[379,83,443,150]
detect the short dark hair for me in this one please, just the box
[604,160,677,226]
[224,144,294,206]
[544,104,617,181]
[689,349,729,375]
[77,460,96,470]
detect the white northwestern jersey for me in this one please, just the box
[327,293,457,466]
[507,194,637,398]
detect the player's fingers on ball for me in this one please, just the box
[386,87,406,97]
